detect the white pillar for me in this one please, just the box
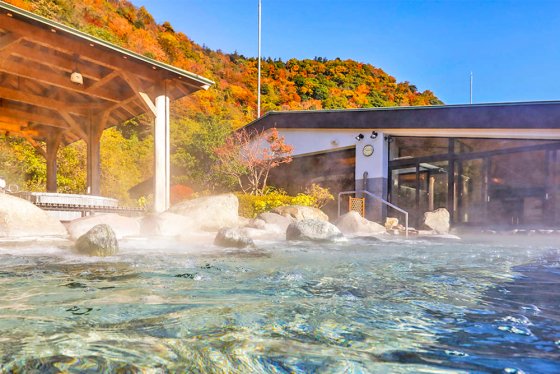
[154,93,170,213]
[355,132,389,222]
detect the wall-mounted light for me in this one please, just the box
[355,133,364,141]
[370,131,378,139]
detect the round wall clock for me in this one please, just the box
[362,144,374,157]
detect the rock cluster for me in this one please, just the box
[0,193,461,257]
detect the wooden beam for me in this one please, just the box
[0,32,21,52]
[87,70,120,93]
[9,42,106,80]
[120,71,156,116]
[59,111,87,140]
[45,130,63,192]
[0,120,39,136]
[0,107,69,129]
[0,114,27,128]
[1,16,161,83]
[0,58,121,103]
[0,86,102,115]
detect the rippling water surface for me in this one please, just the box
[0,236,559,373]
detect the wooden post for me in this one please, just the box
[154,84,170,212]
[87,117,103,195]
[46,131,62,192]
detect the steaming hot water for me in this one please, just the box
[0,235,559,372]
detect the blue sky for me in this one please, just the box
[132,0,560,105]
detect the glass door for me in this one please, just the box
[389,161,448,227]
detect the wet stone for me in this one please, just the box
[214,227,254,248]
[74,224,119,257]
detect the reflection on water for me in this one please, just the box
[0,238,559,373]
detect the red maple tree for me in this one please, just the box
[214,128,293,195]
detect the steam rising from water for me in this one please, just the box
[0,236,559,372]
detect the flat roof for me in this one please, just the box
[243,101,560,132]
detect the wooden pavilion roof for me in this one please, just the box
[0,2,213,145]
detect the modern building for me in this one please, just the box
[242,102,560,228]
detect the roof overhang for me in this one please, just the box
[0,2,214,143]
[242,101,560,137]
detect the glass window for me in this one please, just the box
[391,137,448,160]
[455,138,556,154]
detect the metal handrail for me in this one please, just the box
[338,190,409,237]
[34,202,146,217]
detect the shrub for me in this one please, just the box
[305,183,334,208]
[236,190,318,218]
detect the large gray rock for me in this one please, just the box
[140,212,195,237]
[66,213,140,240]
[168,194,239,231]
[0,193,67,238]
[214,227,254,248]
[256,212,294,231]
[286,219,343,242]
[271,205,329,222]
[335,211,386,235]
[423,208,450,234]
[75,224,119,256]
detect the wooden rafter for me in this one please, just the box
[0,15,161,83]
[9,42,107,80]
[0,32,21,52]
[119,71,156,116]
[0,57,121,103]
[59,111,87,140]
[0,86,94,115]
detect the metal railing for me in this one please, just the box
[338,190,409,237]
[34,202,146,217]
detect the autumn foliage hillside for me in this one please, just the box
[1,0,442,202]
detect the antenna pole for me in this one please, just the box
[470,72,473,104]
[257,0,262,118]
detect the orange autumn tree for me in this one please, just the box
[214,128,293,195]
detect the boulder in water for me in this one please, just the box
[75,224,118,256]
[214,227,254,248]
[168,193,239,231]
[256,212,294,231]
[271,205,329,222]
[140,211,196,237]
[335,211,386,235]
[0,193,67,238]
[286,219,343,242]
[423,208,450,234]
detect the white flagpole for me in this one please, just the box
[257,0,262,118]
[470,72,473,104]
